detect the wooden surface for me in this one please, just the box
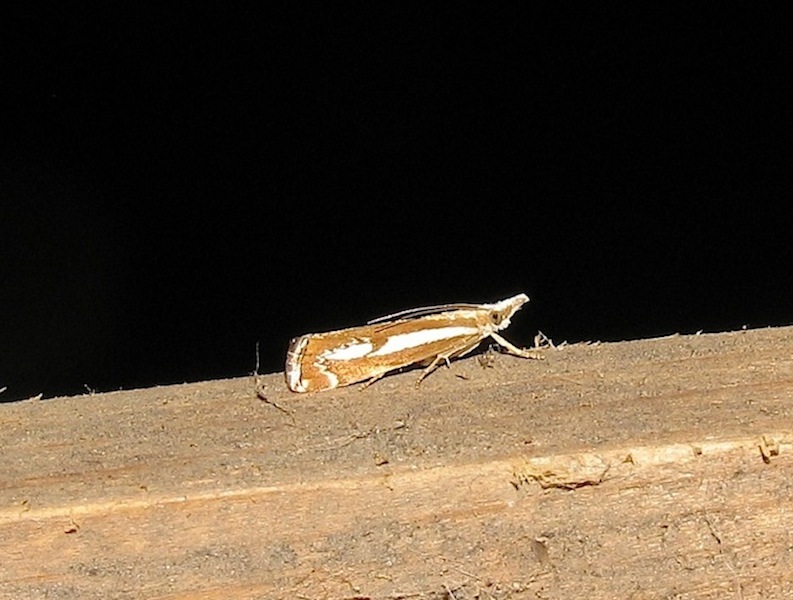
[2,327,793,599]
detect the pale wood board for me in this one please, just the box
[2,327,793,599]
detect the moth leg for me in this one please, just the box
[414,354,453,387]
[360,372,387,389]
[491,333,545,360]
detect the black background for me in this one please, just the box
[2,7,791,402]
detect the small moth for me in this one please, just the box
[285,293,540,393]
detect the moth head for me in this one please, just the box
[486,293,530,330]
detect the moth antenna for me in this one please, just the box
[368,303,482,324]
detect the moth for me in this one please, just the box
[285,293,541,392]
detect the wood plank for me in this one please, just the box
[2,327,793,598]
